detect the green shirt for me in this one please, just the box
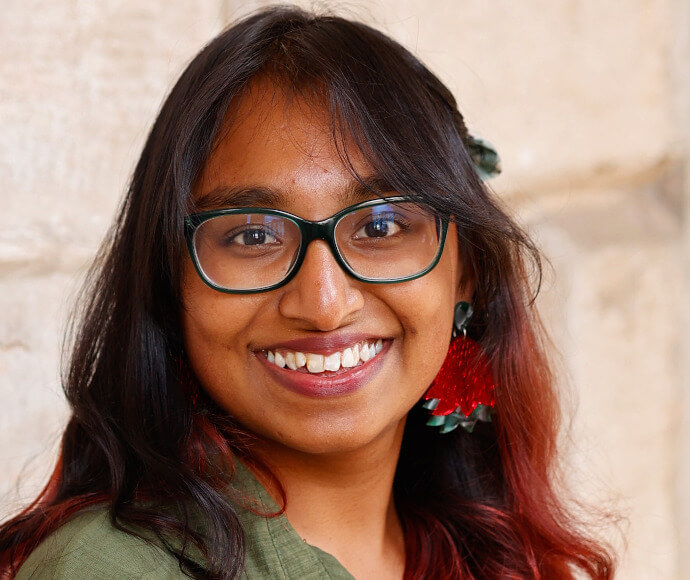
[16,462,355,579]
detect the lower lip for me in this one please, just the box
[255,341,391,398]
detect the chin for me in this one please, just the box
[249,411,406,457]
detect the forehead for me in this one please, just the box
[193,80,386,217]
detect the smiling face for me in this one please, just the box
[180,82,470,456]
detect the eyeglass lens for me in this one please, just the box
[192,201,441,291]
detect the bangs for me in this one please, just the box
[203,11,483,218]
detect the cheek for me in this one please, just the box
[180,261,258,378]
[397,283,454,391]
[180,279,270,428]
[385,237,460,396]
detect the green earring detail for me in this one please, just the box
[422,302,496,433]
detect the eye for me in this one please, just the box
[228,226,279,246]
[353,213,407,239]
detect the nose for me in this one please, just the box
[278,240,365,331]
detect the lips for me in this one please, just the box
[259,333,384,354]
[254,337,391,398]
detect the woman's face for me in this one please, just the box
[181,82,470,455]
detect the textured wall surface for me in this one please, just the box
[1,1,687,577]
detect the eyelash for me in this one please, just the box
[352,214,412,239]
[224,225,282,246]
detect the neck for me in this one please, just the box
[250,419,407,579]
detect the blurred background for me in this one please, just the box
[1,1,688,577]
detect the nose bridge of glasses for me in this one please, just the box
[285,216,352,295]
[299,215,342,258]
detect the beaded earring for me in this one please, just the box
[422,302,496,433]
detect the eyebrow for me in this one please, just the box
[193,176,397,212]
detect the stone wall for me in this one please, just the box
[1,1,687,577]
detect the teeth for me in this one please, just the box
[285,352,297,370]
[306,353,325,373]
[295,352,306,368]
[264,339,385,374]
[341,347,356,368]
[324,352,341,371]
[274,352,286,368]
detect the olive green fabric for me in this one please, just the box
[16,461,355,579]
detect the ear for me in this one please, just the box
[455,278,475,305]
[451,223,475,304]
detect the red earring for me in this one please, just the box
[423,302,496,433]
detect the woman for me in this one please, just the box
[0,6,615,579]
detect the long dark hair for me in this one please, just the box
[0,6,615,578]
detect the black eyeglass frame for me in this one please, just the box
[184,195,449,294]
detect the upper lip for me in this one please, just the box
[256,333,387,355]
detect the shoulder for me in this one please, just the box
[15,509,187,579]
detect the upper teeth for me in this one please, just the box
[264,339,384,374]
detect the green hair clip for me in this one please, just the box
[467,136,502,180]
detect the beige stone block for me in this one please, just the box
[523,176,681,579]
[0,273,77,518]
[671,0,690,573]
[0,0,225,270]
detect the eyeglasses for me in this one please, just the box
[184,196,448,294]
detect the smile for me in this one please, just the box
[263,339,384,374]
[256,338,391,398]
